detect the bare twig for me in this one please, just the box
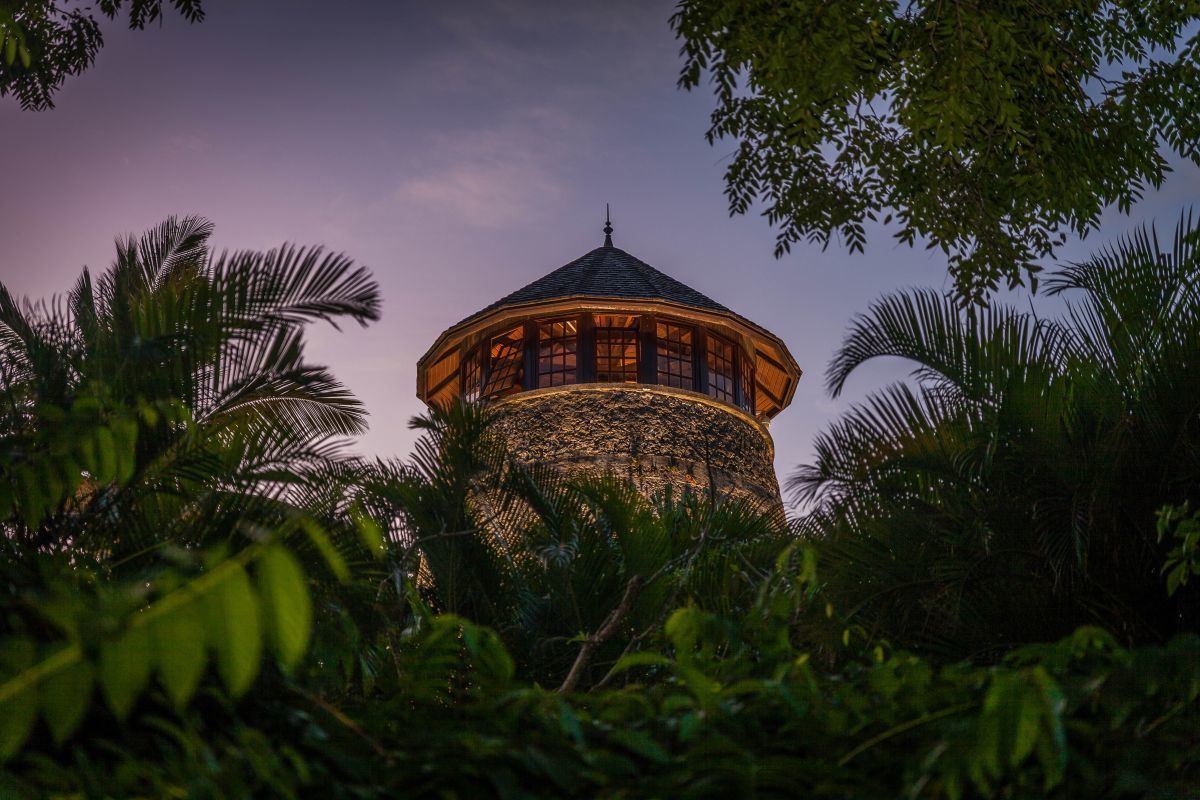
[557,575,643,694]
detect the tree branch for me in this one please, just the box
[557,575,643,694]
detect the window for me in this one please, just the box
[739,351,755,413]
[484,325,524,399]
[656,322,694,389]
[537,318,578,388]
[462,345,481,403]
[706,333,736,403]
[594,314,639,383]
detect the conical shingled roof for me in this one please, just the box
[455,243,730,328]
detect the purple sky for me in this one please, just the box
[2,1,1196,507]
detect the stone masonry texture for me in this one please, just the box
[491,387,781,510]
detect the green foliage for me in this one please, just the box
[0,0,205,110]
[0,215,381,569]
[0,536,345,757]
[357,402,793,689]
[2,216,1198,797]
[1157,503,1200,596]
[672,0,1200,300]
[794,211,1200,656]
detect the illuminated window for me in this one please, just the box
[739,352,755,413]
[538,318,578,388]
[706,333,736,403]
[462,345,481,403]
[656,322,694,389]
[484,325,524,399]
[594,314,639,383]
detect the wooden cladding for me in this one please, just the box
[440,311,770,416]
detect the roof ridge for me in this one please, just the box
[452,244,730,329]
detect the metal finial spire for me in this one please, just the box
[603,204,613,247]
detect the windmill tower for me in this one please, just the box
[416,214,801,509]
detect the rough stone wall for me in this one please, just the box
[491,386,782,510]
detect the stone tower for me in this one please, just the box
[416,216,801,509]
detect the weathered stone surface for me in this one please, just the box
[491,386,781,510]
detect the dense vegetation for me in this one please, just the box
[0,217,1197,797]
[672,0,1200,301]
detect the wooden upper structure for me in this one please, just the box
[417,220,801,421]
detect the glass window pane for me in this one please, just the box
[656,322,694,389]
[538,318,578,388]
[595,314,639,383]
[706,332,736,403]
[484,326,524,399]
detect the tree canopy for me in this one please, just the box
[672,0,1200,301]
[0,0,204,110]
[0,217,1197,797]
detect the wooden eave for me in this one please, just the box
[416,295,802,416]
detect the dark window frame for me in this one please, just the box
[535,316,580,388]
[483,324,525,399]
[453,310,757,412]
[594,314,640,384]
[655,320,695,390]
[705,331,737,403]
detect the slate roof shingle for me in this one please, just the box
[455,244,730,328]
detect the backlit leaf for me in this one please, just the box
[204,564,262,695]
[99,623,153,720]
[0,639,37,760]
[153,601,207,707]
[41,658,93,745]
[256,546,311,671]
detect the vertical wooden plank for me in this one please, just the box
[639,314,657,385]
[732,344,742,409]
[523,319,538,391]
[579,313,594,383]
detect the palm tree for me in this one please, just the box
[0,215,381,572]
[361,400,792,688]
[793,211,1200,658]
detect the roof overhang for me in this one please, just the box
[416,295,802,417]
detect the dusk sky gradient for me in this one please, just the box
[2,0,1196,508]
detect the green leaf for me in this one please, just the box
[15,465,42,529]
[1166,562,1187,596]
[255,546,311,672]
[611,651,672,675]
[76,435,97,476]
[557,700,584,745]
[17,42,29,69]
[462,623,514,681]
[608,729,671,764]
[300,518,348,582]
[664,608,703,657]
[98,624,153,720]
[94,427,116,483]
[352,509,384,558]
[3,36,15,66]
[39,459,63,512]
[110,417,138,483]
[204,564,262,695]
[0,639,37,761]
[41,658,93,745]
[1010,682,1040,766]
[153,601,207,707]
[1031,667,1067,788]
